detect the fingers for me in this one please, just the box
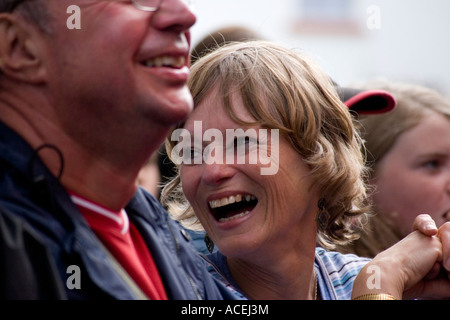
[437,222,450,271]
[405,277,450,300]
[413,214,438,236]
[424,262,442,280]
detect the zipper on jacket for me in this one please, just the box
[166,218,202,300]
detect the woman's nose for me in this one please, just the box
[201,162,236,186]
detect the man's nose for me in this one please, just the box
[152,0,196,32]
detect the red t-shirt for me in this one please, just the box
[70,193,168,300]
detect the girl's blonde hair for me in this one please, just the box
[355,79,450,166]
[337,79,450,257]
[162,41,370,249]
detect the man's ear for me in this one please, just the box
[0,14,47,83]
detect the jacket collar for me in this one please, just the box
[0,121,151,299]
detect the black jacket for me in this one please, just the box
[0,121,236,300]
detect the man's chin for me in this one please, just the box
[160,99,193,125]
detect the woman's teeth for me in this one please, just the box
[208,194,257,223]
[218,211,250,222]
[209,194,256,209]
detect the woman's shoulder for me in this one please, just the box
[315,247,371,267]
[315,247,371,300]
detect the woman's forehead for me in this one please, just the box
[187,88,257,128]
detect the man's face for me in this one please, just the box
[39,0,196,149]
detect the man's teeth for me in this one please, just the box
[209,194,256,209]
[143,56,185,68]
[218,211,250,223]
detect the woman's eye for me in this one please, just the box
[188,148,203,162]
[233,136,257,154]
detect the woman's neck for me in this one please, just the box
[226,249,317,300]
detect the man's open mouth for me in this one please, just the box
[208,194,258,222]
[141,55,186,68]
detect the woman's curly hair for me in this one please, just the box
[162,41,371,249]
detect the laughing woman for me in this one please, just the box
[162,41,450,300]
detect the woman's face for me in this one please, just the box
[178,86,319,261]
[372,112,450,235]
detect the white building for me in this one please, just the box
[190,0,450,96]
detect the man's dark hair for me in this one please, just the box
[0,0,29,13]
[0,0,52,33]
[0,0,51,76]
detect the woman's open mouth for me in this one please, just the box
[208,194,258,223]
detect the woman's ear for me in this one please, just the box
[0,13,47,83]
